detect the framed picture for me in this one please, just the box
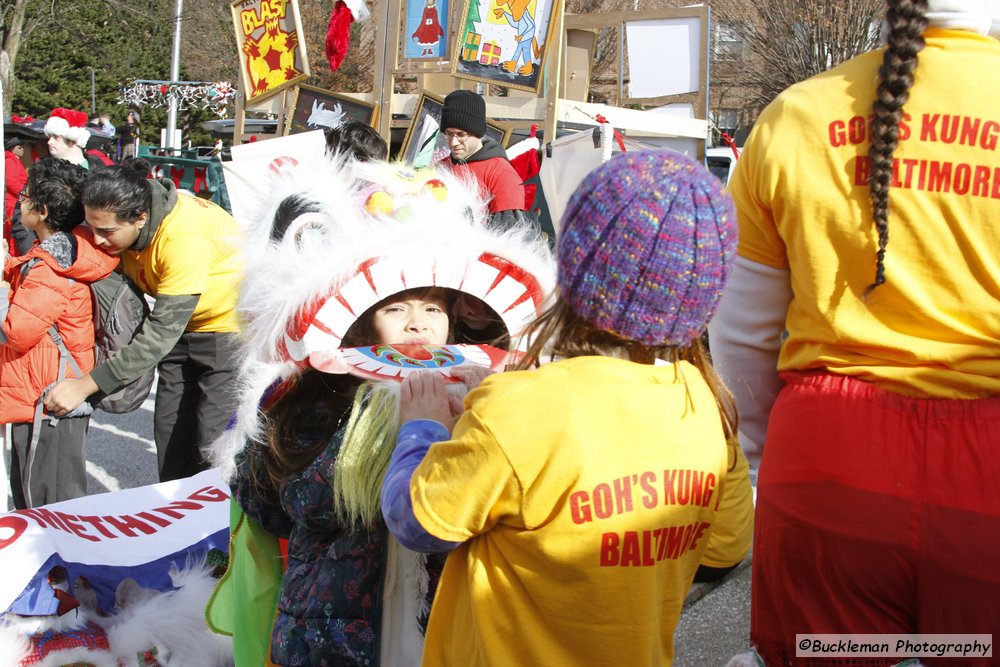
[451,0,561,93]
[231,0,310,104]
[399,92,512,168]
[285,85,379,135]
[403,0,451,60]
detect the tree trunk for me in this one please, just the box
[2,0,44,116]
[1,50,12,116]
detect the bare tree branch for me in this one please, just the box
[712,0,884,115]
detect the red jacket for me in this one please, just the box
[439,137,525,213]
[4,150,28,252]
[1,227,118,423]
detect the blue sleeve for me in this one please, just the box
[381,419,462,553]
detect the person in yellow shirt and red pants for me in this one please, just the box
[709,1,1000,664]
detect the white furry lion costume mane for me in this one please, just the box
[209,151,556,481]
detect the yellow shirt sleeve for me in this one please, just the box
[410,409,523,543]
[699,442,754,568]
[727,107,789,271]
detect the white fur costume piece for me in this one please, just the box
[0,560,228,667]
[209,153,556,481]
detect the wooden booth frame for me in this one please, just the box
[399,91,512,168]
[231,0,310,105]
[450,0,562,93]
[285,85,379,135]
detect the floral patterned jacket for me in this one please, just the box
[232,425,445,667]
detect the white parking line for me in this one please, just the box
[88,421,156,453]
[85,461,122,493]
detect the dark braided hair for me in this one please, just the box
[866,0,928,296]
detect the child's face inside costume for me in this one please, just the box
[371,289,450,345]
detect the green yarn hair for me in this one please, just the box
[332,381,402,529]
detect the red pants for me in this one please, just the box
[752,371,1000,667]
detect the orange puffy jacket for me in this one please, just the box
[1,227,118,423]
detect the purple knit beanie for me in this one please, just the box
[557,149,738,347]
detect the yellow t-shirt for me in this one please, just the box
[411,356,753,666]
[729,29,1000,398]
[120,193,243,333]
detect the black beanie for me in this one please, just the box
[441,90,487,138]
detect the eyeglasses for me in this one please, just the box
[17,186,30,203]
[443,130,472,142]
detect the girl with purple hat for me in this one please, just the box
[380,149,754,666]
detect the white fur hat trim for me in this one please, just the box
[208,154,556,480]
[43,116,91,147]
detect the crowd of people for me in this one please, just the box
[3,105,243,506]
[2,0,999,662]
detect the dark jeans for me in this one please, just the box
[154,331,239,482]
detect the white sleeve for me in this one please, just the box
[707,256,791,468]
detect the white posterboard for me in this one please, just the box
[220,130,327,226]
[625,17,702,99]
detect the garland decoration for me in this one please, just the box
[118,80,237,117]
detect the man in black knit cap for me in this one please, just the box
[438,89,527,229]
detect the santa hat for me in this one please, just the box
[326,0,371,72]
[925,0,1000,34]
[44,108,91,147]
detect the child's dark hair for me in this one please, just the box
[23,157,88,233]
[120,156,152,179]
[257,371,363,487]
[866,0,928,295]
[82,164,152,223]
[325,122,388,162]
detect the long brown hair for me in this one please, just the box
[515,298,738,444]
[866,0,928,295]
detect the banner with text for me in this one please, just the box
[0,468,230,617]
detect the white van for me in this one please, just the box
[706,147,741,186]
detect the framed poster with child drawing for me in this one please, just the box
[285,85,378,135]
[404,0,451,60]
[231,0,310,103]
[399,91,512,168]
[451,0,561,93]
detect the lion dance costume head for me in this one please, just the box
[210,150,556,481]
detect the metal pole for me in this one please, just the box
[91,69,96,115]
[165,0,184,150]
